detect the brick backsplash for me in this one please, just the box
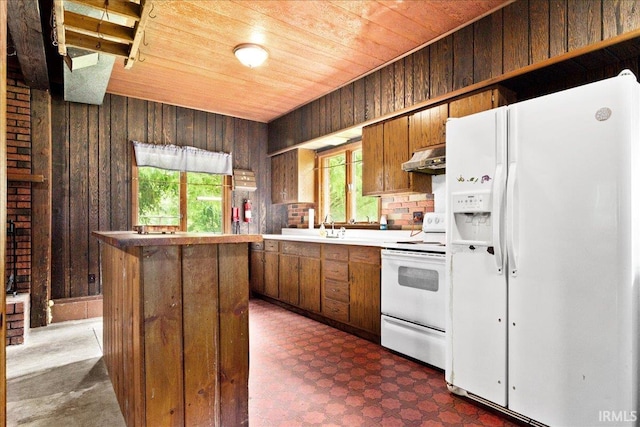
[287,203,316,227]
[381,193,434,229]
[284,193,434,230]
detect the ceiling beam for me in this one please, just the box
[64,10,135,45]
[64,31,130,58]
[65,0,141,24]
[124,0,152,69]
[7,0,50,90]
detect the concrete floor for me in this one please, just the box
[6,318,126,427]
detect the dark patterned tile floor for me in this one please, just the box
[249,299,522,427]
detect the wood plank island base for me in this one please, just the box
[93,231,262,427]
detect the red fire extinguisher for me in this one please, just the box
[243,199,252,223]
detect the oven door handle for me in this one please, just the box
[381,250,445,262]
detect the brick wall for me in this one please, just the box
[5,58,32,345]
[285,194,435,230]
[381,193,434,229]
[287,203,315,227]
[5,58,32,296]
[6,300,25,345]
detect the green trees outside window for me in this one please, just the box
[320,145,379,224]
[137,167,224,233]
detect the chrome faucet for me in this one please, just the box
[324,214,335,236]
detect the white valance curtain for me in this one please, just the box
[132,141,233,175]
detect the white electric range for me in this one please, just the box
[381,212,447,369]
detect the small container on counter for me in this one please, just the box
[380,215,387,230]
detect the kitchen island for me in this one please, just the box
[93,231,262,427]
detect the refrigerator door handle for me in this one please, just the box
[506,162,518,276]
[492,163,505,274]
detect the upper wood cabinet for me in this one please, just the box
[409,103,449,154]
[362,116,431,196]
[271,149,315,204]
[449,86,516,118]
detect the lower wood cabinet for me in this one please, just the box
[250,240,381,340]
[279,241,321,311]
[250,240,279,298]
[349,246,381,336]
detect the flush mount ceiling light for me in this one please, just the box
[233,43,269,68]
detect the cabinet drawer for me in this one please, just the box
[250,242,264,250]
[323,297,349,323]
[350,246,381,264]
[323,244,349,261]
[281,241,320,258]
[264,240,279,252]
[323,260,348,281]
[323,279,349,303]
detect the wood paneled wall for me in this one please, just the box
[51,94,269,300]
[268,0,640,153]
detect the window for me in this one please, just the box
[135,167,229,233]
[318,142,379,224]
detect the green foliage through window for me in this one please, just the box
[137,167,224,233]
[138,167,180,225]
[186,172,223,232]
[352,149,378,222]
[320,145,379,224]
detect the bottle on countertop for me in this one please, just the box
[380,215,387,230]
[319,223,327,237]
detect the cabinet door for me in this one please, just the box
[279,254,300,305]
[449,87,515,118]
[249,250,264,293]
[449,90,493,118]
[270,151,293,204]
[349,261,381,335]
[264,251,279,298]
[383,116,410,193]
[409,103,448,153]
[362,122,385,195]
[299,257,321,312]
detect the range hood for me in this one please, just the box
[402,147,446,174]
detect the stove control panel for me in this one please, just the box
[422,212,446,233]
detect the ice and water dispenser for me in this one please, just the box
[450,190,493,245]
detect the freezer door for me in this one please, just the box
[446,107,508,406]
[506,72,639,426]
[447,246,507,406]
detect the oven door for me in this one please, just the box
[381,249,446,331]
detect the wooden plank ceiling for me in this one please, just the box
[54,0,511,123]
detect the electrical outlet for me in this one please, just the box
[413,211,424,223]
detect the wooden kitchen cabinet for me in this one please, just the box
[322,244,350,323]
[362,117,431,196]
[449,85,516,118]
[279,241,321,311]
[249,242,265,294]
[252,239,381,341]
[264,241,280,298]
[349,246,381,336]
[271,148,315,204]
[409,103,449,154]
[250,240,279,298]
[321,244,381,336]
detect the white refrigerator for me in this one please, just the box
[445,70,639,426]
